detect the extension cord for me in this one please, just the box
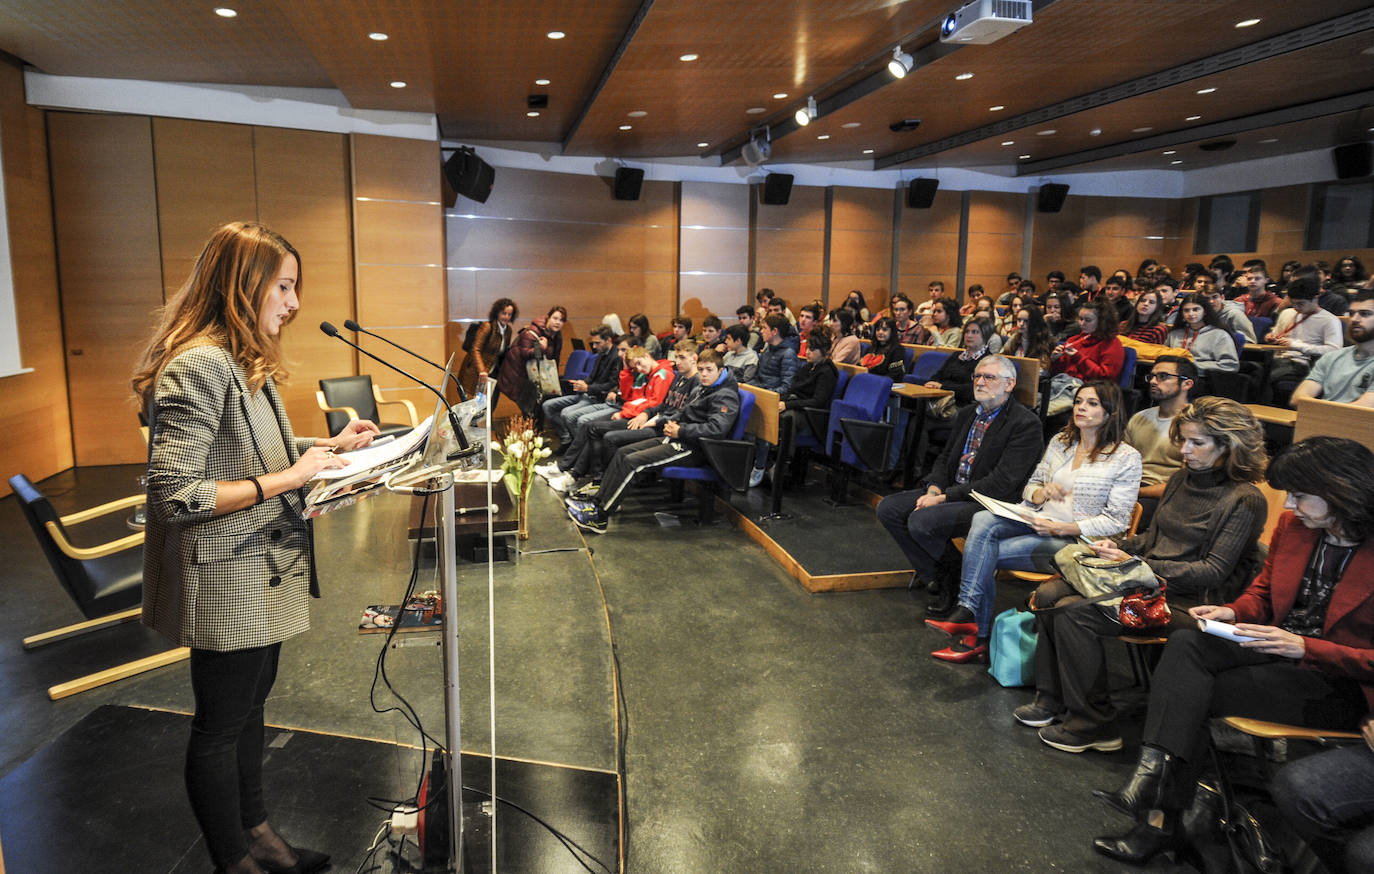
[390,803,419,836]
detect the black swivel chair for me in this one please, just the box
[10,474,190,700]
[316,375,419,438]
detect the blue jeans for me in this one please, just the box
[543,394,593,442]
[958,511,1070,637]
[1274,743,1374,874]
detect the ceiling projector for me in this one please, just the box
[940,0,1033,45]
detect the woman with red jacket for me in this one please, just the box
[497,305,566,416]
[1052,298,1125,382]
[1091,436,1374,865]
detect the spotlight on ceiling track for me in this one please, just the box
[888,46,914,78]
[794,96,817,127]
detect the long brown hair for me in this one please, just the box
[1057,380,1125,462]
[132,222,300,402]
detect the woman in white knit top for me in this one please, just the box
[926,380,1142,662]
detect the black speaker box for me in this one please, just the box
[613,167,645,201]
[906,178,939,209]
[443,148,495,204]
[759,173,794,205]
[1333,143,1372,180]
[1037,183,1070,213]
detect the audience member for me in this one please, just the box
[754,330,839,487]
[754,314,801,393]
[1273,713,1374,874]
[1120,289,1168,344]
[923,319,993,409]
[826,307,862,365]
[1047,300,1124,415]
[627,312,661,357]
[1024,398,1267,754]
[735,305,764,351]
[916,280,947,316]
[543,325,622,448]
[1079,265,1102,300]
[1242,277,1282,319]
[1198,281,1256,342]
[796,303,822,357]
[499,305,566,418]
[844,289,871,323]
[1100,277,1133,324]
[699,315,725,355]
[1123,356,1195,527]
[458,297,517,402]
[721,324,759,384]
[1154,278,1180,326]
[928,299,963,347]
[1166,294,1238,379]
[1091,437,1374,865]
[1289,288,1374,407]
[891,293,929,345]
[1043,293,1078,343]
[926,381,1141,662]
[860,317,906,381]
[1266,268,1345,404]
[1003,305,1054,368]
[877,355,1043,617]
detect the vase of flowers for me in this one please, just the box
[493,415,550,540]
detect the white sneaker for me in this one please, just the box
[748,467,765,488]
[548,472,577,494]
[534,462,561,480]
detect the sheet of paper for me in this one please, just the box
[311,415,434,480]
[1197,618,1262,643]
[969,490,1043,525]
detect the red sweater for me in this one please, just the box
[618,360,674,417]
[1053,332,1125,382]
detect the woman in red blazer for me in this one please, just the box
[1091,436,1374,865]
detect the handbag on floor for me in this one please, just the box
[988,608,1036,687]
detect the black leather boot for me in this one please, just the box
[1093,744,1177,818]
[1093,812,1186,866]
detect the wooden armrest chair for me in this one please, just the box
[9,474,189,700]
[317,375,418,438]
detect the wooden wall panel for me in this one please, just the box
[254,126,354,431]
[355,200,444,265]
[828,187,893,311]
[0,58,72,496]
[965,191,1025,301]
[680,181,748,320]
[351,134,441,202]
[1031,194,1184,286]
[153,118,257,299]
[895,188,961,313]
[754,185,825,307]
[48,112,163,466]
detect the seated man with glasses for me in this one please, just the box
[876,355,1043,618]
[1124,355,1197,528]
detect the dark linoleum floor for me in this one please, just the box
[1,462,1192,873]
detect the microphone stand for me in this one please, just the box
[345,318,469,402]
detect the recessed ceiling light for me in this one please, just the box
[1197,87,1217,94]
[526,111,540,118]
[842,122,861,129]
[627,110,647,117]
[817,134,830,140]
[989,105,1005,111]
[679,53,698,62]
[862,149,875,154]
[368,32,388,41]
[1133,126,1153,133]
[1235,18,1261,28]
[619,124,632,131]
[697,142,709,148]
[955,72,974,80]
[1037,129,1056,136]
[1001,141,1014,146]
[1185,115,1202,121]
[773,92,788,99]
[547,30,565,39]
[1259,138,1278,143]
[746,107,765,114]
[1089,128,1102,136]
[1163,150,1176,155]
[1019,154,1031,159]
[390,81,406,88]
[1171,160,1184,164]
[535,78,551,86]
[214,7,237,17]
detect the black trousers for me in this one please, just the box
[596,438,696,514]
[874,490,978,583]
[1143,628,1364,765]
[186,642,281,867]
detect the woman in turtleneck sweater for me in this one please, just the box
[1018,398,1268,755]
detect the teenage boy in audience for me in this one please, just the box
[1100,276,1133,324]
[796,303,821,358]
[1266,267,1345,405]
[1043,293,1078,343]
[768,296,799,329]
[551,344,672,477]
[755,314,800,394]
[1290,289,1374,408]
[915,280,947,317]
[1198,278,1256,342]
[1243,274,1282,319]
[1045,270,1065,298]
[699,315,726,355]
[565,349,740,534]
[1124,356,1196,527]
[891,293,928,345]
[1154,278,1180,326]
[876,355,1043,617]
[543,325,623,448]
[722,324,759,384]
[1079,265,1102,301]
[670,316,694,348]
[751,330,838,488]
[736,305,764,351]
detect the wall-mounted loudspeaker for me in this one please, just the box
[906,178,939,209]
[1037,183,1070,213]
[760,173,794,205]
[443,147,495,204]
[1333,143,1372,180]
[613,167,645,201]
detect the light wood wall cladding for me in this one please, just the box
[350,133,444,418]
[895,188,961,313]
[48,112,163,467]
[679,181,749,324]
[1029,195,1182,287]
[0,59,72,496]
[446,166,678,351]
[253,126,355,430]
[152,118,258,300]
[963,191,1025,302]
[829,187,895,314]
[754,184,825,309]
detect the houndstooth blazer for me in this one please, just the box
[142,344,319,651]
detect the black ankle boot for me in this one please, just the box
[1093,813,1185,865]
[1093,744,1177,818]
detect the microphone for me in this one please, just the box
[319,321,469,450]
[344,318,468,401]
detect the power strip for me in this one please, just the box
[390,803,419,836]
